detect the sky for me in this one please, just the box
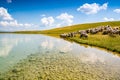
[0,0,120,31]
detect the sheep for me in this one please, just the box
[90,29,98,34]
[113,27,119,30]
[72,32,76,37]
[112,30,120,34]
[97,27,104,32]
[86,29,91,33]
[66,32,76,37]
[67,33,71,37]
[78,30,86,34]
[104,25,112,30]
[80,33,88,38]
[60,33,68,38]
[60,25,119,39]
[102,30,110,35]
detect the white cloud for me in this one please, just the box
[103,17,114,21]
[41,16,55,26]
[0,7,13,20]
[77,3,108,14]
[114,9,120,13]
[40,13,74,29]
[7,0,12,3]
[24,23,34,27]
[56,13,74,26]
[0,20,33,27]
[0,7,34,29]
[55,23,62,27]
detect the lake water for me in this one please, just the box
[0,34,120,80]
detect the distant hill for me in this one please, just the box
[14,21,120,36]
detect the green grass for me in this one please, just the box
[13,21,120,35]
[12,21,120,53]
[67,34,120,53]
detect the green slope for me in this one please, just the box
[40,21,120,34]
[14,21,120,36]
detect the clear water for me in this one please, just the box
[0,34,43,72]
[0,34,120,79]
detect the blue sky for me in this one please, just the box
[0,0,120,31]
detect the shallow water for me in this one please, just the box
[0,34,120,79]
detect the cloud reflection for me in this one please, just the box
[59,42,73,53]
[40,38,73,53]
[0,45,13,57]
[41,40,54,49]
[0,35,31,57]
[79,51,105,63]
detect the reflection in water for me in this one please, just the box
[0,38,17,57]
[40,39,73,53]
[0,35,31,57]
[0,34,120,79]
[41,40,54,49]
[0,34,41,72]
[0,45,13,57]
[59,42,73,53]
[79,52,105,63]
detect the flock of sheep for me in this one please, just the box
[60,25,120,38]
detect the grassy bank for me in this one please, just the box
[67,34,120,53]
[12,21,120,53]
[39,21,120,53]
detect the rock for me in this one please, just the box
[12,68,21,73]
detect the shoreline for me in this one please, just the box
[67,37,120,53]
[0,33,120,53]
[41,33,120,54]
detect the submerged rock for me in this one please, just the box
[12,68,21,73]
[59,51,65,54]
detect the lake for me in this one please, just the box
[0,34,120,80]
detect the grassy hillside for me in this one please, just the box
[14,21,120,53]
[14,21,120,35]
[68,34,120,53]
[41,21,120,34]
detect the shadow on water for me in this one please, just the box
[0,34,120,80]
